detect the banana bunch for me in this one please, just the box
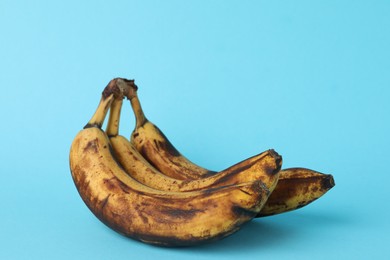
[69,78,335,246]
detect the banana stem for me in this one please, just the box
[130,94,148,128]
[84,78,137,129]
[85,94,115,129]
[106,98,123,137]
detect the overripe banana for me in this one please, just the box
[258,168,335,217]
[70,78,270,246]
[129,89,211,180]
[107,97,282,193]
[127,83,335,216]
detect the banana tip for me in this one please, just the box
[268,149,283,174]
[323,174,335,190]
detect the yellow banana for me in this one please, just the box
[69,78,269,246]
[127,83,335,217]
[107,97,281,193]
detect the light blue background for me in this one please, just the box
[1,1,389,259]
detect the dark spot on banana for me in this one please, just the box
[103,178,118,192]
[101,195,110,210]
[133,132,139,138]
[134,205,149,224]
[140,146,149,159]
[231,205,258,218]
[153,127,181,157]
[83,138,99,153]
[157,140,181,157]
[264,180,295,202]
[161,208,204,219]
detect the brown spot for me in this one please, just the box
[153,126,181,157]
[231,205,257,218]
[134,204,149,224]
[83,138,99,153]
[311,186,319,192]
[101,195,110,210]
[161,208,204,219]
[103,178,118,192]
[262,178,299,204]
[157,140,181,157]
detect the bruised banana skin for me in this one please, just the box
[258,168,335,217]
[70,81,269,246]
[107,98,281,193]
[127,84,335,217]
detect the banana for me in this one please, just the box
[107,97,282,193]
[127,83,335,217]
[70,78,270,246]
[129,89,211,180]
[258,168,335,217]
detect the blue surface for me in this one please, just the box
[1,1,389,259]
